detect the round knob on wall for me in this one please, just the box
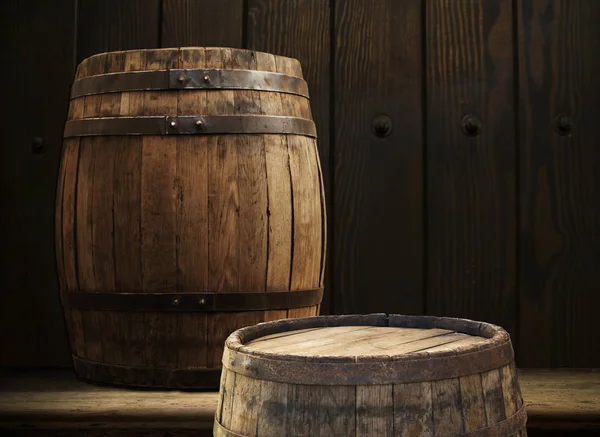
[371,115,393,138]
[555,115,574,136]
[31,136,47,154]
[461,115,482,137]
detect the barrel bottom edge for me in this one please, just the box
[71,355,222,391]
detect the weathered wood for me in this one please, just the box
[333,0,423,315]
[517,0,600,368]
[1,368,599,436]
[161,0,243,48]
[217,314,526,436]
[57,47,324,388]
[77,0,160,62]
[426,0,517,338]
[248,0,332,313]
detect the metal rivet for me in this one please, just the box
[203,74,211,82]
[371,115,393,138]
[172,298,180,306]
[170,120,178,128]
[230,359,236,366]
[177,75,186,83]
[198,298,206,305]
[556,115,573,136]
[461,114,482,137]
[195,119,204,128]
[244,361,252,371]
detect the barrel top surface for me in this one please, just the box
[228,314,511,363]
[77,47,304,78]
[244,325,489,358]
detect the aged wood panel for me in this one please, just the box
[517,0,600,367]
[247,0,332,313]
[333,0,423,315]
[426,0,517,336]
[77,0,160,62]
[161,0,243,47]
[0,0,75,366]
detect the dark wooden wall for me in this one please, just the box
[1,0,598,369]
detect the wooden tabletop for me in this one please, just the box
[0,368,598,436]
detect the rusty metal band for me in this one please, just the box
[461,404,527,437]
[223,337,514,386]
[60,288,323,312]
[70,69,310,98]
[213,420,247,437]
[72,356,221,390]
[63,115,317,138]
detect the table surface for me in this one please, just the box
[0,368,598,434]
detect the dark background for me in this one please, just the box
[1,0,598,369]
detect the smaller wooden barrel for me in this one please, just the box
[215,314,528,437]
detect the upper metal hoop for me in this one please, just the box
[71,69,310,98]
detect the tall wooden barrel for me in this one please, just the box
[216,314,528,436]
[55,47,325,389]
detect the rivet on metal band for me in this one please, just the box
[70,69,310,98]
[60,288,324,312]
[63,116,317,138]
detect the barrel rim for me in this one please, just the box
[221,314,515,385]
[227,313,511,362]
[78,47,304,77]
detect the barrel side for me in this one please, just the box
[56,48,323,388]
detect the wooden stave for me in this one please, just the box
[55,47,325,388]
[217,314,527,436]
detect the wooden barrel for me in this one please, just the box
[55,47,325,389]
[216,314,528,436]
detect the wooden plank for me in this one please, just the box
[432,378,465,435]
[255,380,288,436]
[517,0,600,367]
[460,373,488,433]
[207,48,240,294]
[207,312,264,368]
[481,368,507,425]
[230,50,269,294]
[393,381,434,436]
[288,135,322,291]
[161,0,243,47]
[356,384,393,437]
[247,0,332,313]
[75,139,96,291]
[426,0,517,336]
[287,385,355,436]
[0,0,76,366]
[113,137,143,291]
[60,139,81,291]
[77,0,160,62]
[333,0,423,315]
[227,373,262,434]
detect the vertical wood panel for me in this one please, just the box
[161,0,243,47]
[0,0,76,366]
[247,0,332,313]
[334,0,423,315]
[517,0,600,367]
[426,0,517,337]
[77,0,160,62]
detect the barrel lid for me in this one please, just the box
[223,314,514,385]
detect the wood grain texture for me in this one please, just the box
[247,0,332,313]
[161,0,243,47]
[426,0,517,337]
[5,368,595,435]
[217,315,526,436]
[517,0,600,367]
[334,0,423,315]
[77,0,160,62]
[0,0,75,366]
